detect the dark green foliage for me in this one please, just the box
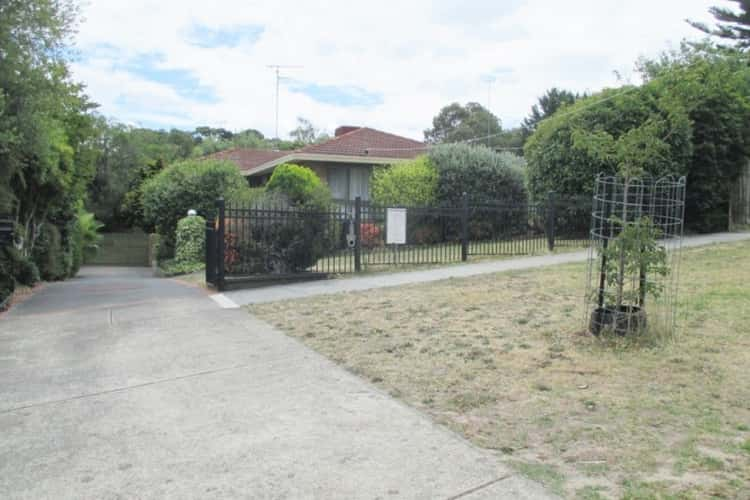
[175,215,206,265]
[13,253,40,287]
[427,143,528,205]
[0,250,15,305]
[689,1,750,50]
[1,246,39,287]
[33,224,68,281]
[638,44,750,232]
[525,85,693,202]
[526,44,750,232]
[522,88,581,138]
[424,102,502,145]
[141,159,249,260]
[121,159,165,232]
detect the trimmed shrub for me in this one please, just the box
[265,163,330,208]
[370,156,438,206]
[141,159,250,259]
[175,215,206,264]
[427,143,527,205]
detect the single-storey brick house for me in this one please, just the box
[208,126,426,201]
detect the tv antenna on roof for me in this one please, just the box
[267,65,302,139]
[481,75,496,147]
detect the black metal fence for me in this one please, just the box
[206,193,591,290]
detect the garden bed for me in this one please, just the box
[250,241,750,498]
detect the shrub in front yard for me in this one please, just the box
[175,215,206,265]
[370,156,438,206]
[428,143,527,205]
[221,164,336,275]
[265,164,330,208]
[141,159,250,259]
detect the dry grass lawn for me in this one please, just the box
[250,241,750,499]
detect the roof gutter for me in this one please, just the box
[242,153,406,176]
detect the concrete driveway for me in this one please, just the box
[0,267,552,499]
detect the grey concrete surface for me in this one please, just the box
[220,232,750,307]
[0,267,555,499]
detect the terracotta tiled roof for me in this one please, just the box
[298,127,427,159]
[204,127,427,173]
[205,148,287,172]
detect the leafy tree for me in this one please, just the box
[689,0,750,50]
[120,159,166,232]
[0,0,100,285]
[424,102,502,145]
[522,88,580,137]
[289,117,328,145]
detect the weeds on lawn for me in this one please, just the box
[251,241,750,498]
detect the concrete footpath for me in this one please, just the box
[218,232,750,307]
[0,267,553,499]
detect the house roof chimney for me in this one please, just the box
[335,125,360,137]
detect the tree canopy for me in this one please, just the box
[689,0,750,50]
[521,88,581,137]
[424,102,502,145]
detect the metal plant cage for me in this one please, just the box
[584,174,686,337]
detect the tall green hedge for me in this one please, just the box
[525,45,750,232]
[427,143,527,205]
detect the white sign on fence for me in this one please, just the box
[386,208,407,245]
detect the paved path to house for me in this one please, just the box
[218,232,750,307]
[0,266,553,499]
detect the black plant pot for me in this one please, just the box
[589,305,647,336]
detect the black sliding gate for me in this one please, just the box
[206,194,590,290]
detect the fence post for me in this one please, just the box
[216,197,226,291]
[354,196,362,272]
[461,192,469,262]
[546,191,557,252]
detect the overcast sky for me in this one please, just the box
[71,0,721,140]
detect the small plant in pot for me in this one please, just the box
[590,213,669,336]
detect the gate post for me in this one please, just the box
[205,219,215,286]
[546,191,557,251]
[461,192,469,262]
[216,197,226,291]
[354,196,362,272]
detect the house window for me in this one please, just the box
[327,166,371,201]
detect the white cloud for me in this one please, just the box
[71,0,718,139]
